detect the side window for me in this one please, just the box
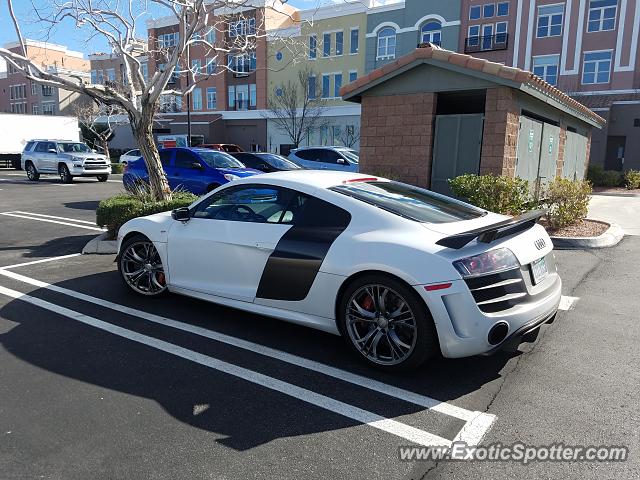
[320,149,342,164]
[24,141,34,152]
[47,142,57,153]
[35,142,48,153]
[159,150,173,166]
[193,185,303,224]
[236,154,258,168]
[296,149,319,161]
[175,150,197,168]
[132,150,140,156]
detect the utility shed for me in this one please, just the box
[341,44,606,195]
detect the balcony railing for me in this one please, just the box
[464,33,509,54]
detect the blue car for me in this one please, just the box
[123,147,261,195]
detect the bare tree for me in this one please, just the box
[75,103,128,162]
[338,125,360,149]
[266,65,328,148]
[0,0,290,201]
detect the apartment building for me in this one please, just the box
[88,41,148,93]
[145,0,297,151]
[365,0,462,72]
[460,0,640,170]
[0,40,90,117]
[266,1,367,152]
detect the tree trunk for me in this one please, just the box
[131,105,170,202]
[101,138,111,163]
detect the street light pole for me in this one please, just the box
[186,45,192,147]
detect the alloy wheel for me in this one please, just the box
[345,284,417,366]
[26,164,38,180]
[120,240,167,296]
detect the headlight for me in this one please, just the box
[453,248,519,278]
[224,174,239,182]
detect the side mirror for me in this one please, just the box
[48,149,58,154]
[171,207,191,222]
[191,162,204,169]
[336,158,347,165]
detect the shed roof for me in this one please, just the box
[340,44,606,128]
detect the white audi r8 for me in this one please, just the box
[116,171,561,370]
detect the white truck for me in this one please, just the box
[0,114,81,169]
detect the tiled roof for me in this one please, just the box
[340,44,606,127]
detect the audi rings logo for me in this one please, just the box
[534,238,546,250]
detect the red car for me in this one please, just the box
[200,143,244,153]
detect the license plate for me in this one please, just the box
[530,257,548,285]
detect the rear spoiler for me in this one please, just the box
[435,210,546,249]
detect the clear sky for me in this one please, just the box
[0,0,333,56]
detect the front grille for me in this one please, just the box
[464,268,527,313]
[83,164,107,170]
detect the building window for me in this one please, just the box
[335,31,344,56]
[582,50,612,84]
[537,4,564,37]
[349,70,358,82]
[309,35,317,59]
[350,28,359,54]
[205,28,216,44]
[495,21,508,43]
[106,68,116,82]
[588,0,617,32]
[206,58,216,75]
[483,3,495,18]
[228,85,235,108]
[191,59,201,73]
[193,30,201,41]
[140,62,148,80]
[42,103,54,115]
[42,85,53,97]
[250,84,256,108]
[229,18,256,37]
[192,88,202,110]
[334,73,342,98]
[321,74,330,98]
[158,32,178,48]
[420,21,442,45]
[31,82,37,95]
[308,75,316,99]
[497,1,509,16]
[470,5,481,19]
[275,88,283,97]
[323,33,331,57]
[206,87,217,110]
[32,105,40,115]
[376,27,396,60]
[90,70,97,84]
[533,55,560,85]
[468,25,481,47]
[228,53,256,73]
[276,51,283,61]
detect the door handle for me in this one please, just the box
[255,242,275,251]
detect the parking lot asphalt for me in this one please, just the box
[0,168,638,480]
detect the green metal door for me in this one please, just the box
[516,116,543,183]
[431,114,484,196]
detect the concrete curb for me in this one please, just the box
[550,221,624,249]
[592,192,640,198]
[82,232,118,255]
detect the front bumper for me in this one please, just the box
[415,254,562,358]
[71,164,111,176]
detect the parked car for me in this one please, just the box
[231,152,303,172]
[123,147,261,195]
[200,143,244,153]
[288,146,359,172]
[116,171,561,371]
[120,149,141,164]
[21,139,111,183]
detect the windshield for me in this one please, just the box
[257,154,302,170]
[57,142,91,153]
[197,150,245,169]
[339,149,359,164]
[330,181,486,223]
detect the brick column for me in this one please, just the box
[556,123,567,178]
[359,92,436,188]
[583,130,592,178]
[480,87,520,177]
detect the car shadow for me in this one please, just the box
[64,200,101,211]
[0,235,96,259]
[0,268,523,451]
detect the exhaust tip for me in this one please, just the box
[488,322,509,345]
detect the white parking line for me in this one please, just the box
[0,266,495,439]
[13,211,98,225]
[0,253,82,271]
[0,284,452,448]
[558,296,579,311]
[0,212,103,231]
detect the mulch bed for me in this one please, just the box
[593,187,640,195]
[546,219,610,238]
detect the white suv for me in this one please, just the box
[288,146,359,172]
[21,139,111,183]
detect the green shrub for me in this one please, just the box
[542,178,592,230]
[624,169,640,190]
[110,163,124,174]
[97,191,197,239]
[587,165,624,187]
[448,174,532,215]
